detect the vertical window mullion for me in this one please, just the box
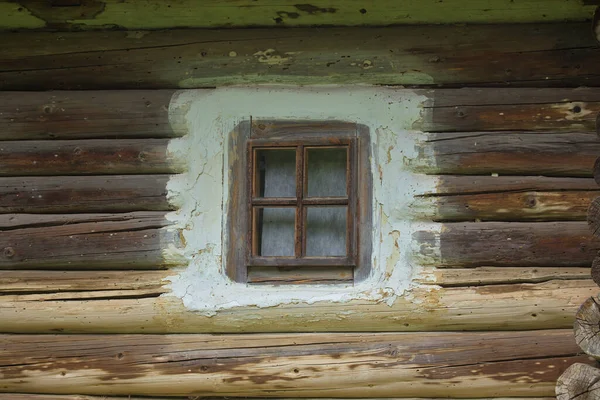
[295,145,304,258]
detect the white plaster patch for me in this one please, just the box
[164,86,440,315]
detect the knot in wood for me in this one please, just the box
[3,247,15,258]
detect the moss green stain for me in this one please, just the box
[1,0,596,30]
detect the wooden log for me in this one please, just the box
[0,279,595,333]
[593,156,600,185]
[0,212,181,269]
[0,23,599,90]
[0,0,593,29]
[0,139,184,176]
[416,267,591,287]
[0,396,558,400]
[574,297,600,359]
[592,257,600,286]
[417,88,600,132]
[588,197,600,236]
[556,363,600,400]
[419,177,599,221]
[414,222,600,267]
[416,132,600,176]
[0,330,591,397]
[0,91,182,140]
[594,7,600,44]
[0,175,172,213]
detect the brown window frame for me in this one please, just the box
[227,120,372,284]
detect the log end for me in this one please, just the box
[557,362,600,400]
[587,197,600,236]
[575,297,600,358]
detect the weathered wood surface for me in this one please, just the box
[0,91,182,140]
[416,132,600,176]
[592,257,600,286]
[0,175,172,213]
[1,23,599,90]
[414,222,600,267]
[417,267,591,287]
[0,397,559,400]
[419,177,599,221]
[417,88,600,132]
[0,212,181,269]
[0,279,594,333]
[0,330,590,397]
[0,139,183,175]
[588,197,600,237]
[575,297,600,359]
[0,0,593,30]
[556,363,600,400]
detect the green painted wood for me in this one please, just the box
[0,0,595,30]
[0,22,598,89]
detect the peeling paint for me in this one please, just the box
[164,86,440,315]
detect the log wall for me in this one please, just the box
[1,87,598,397]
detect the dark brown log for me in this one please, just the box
[414,222,600,267]
[594,7,600,45]
[0,396,556,400]
[592,257,600,287]
[0,175,172,213]
[574,297,600,359]
[594,156,600,185]
[588,197,600,236]
[0,23,599,90]
[0,330,590,397]
[0,212,181,269]
[0,139,184,176]
[0,91,181,140]
[556,363,600,400]
[417,132,600,176]
[417,88,600,132]
[423,177,600,221]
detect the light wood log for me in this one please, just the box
[0,212,181,269]
[419,176,599,221]
[0,139,184,176]
[0,24,598,90]
[416,132,600,176]
[0,91,182,140]
[416,267,591,287]
[0,397,558,400]
[0,279,594,333]
[574,297,600,358]
[0,330,590,397]
[556,363,600,400]
[417,88,600,132]
[414,222,600,267]
[0,175,172,213]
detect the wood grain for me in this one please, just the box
[419,177,600,221]
[414,222,600,267]
[0,212,181,269]
[574,296,600,358]
[0,330,590,397]
[417,88,600,132]
[0,139,183,176]
[416,132,600,176]
[0,24,599,89]
[0,91,181,140]
[556,363,600,400]
[0,279,595,333]
[0,175,172,213]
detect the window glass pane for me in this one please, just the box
[255,207,295,256]
[306,207,347,257]
[256,149,296,198]
[307,148,347,197]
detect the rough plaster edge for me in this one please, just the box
[162,86,442,315]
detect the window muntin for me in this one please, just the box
[227,120,371,284]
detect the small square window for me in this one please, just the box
[227,120,372,284]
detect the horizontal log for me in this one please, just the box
[0,139,184,176]
[0,397,555,400]
[417,267,591,287]
[415,132,600,176]
[0,23,599,89]
[414,222,600,267]
[417,88,600,132]
[0,175,172,213]
[0,279,595,333]
[0,330,590,397]
[0,212,181,269]
[0,91,182,140]
[418,177,599,221]
[0,0,593,29]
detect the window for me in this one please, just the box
[227,120,372,284]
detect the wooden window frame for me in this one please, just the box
[227,120,372,284]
